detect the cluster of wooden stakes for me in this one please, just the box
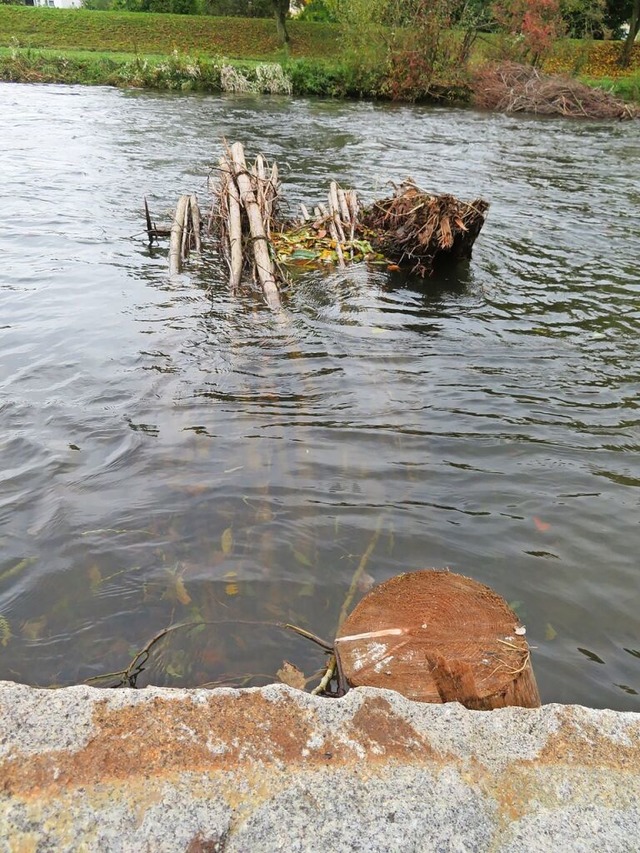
[146,141,490,311]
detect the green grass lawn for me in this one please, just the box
[0,5,339,60]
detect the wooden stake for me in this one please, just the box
[230,142,281,310]
[190,195,202,254]
[335,570,541,709]
[169,194,190,276]
[180,201,190,262]
[219,157,243,291]
[144,197,154,245]
[329,181,347,244]
[337,186,351,226]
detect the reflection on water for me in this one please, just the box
[0,84,638,709]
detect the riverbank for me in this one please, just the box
[1,6,639,104]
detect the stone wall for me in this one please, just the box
[1,681,639,851]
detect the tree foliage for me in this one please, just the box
[327,0,483,98]
[492,0,566,65]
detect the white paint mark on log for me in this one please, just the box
[335,628,406,644]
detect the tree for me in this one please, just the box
[273,0,291,44]
[559,0,605,36]
[492,0,566,65]
[619,0,639,65]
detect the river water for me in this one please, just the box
[1,82,638,709]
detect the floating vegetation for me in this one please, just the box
[271,223,382,269]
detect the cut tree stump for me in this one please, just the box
[334,570,540,709]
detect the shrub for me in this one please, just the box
[491,0,566,65]
[559,0,605,37]
[298,0,336,21]
[201,0,272,15]
[283,56,347,95]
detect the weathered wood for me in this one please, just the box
[335,570,541,709]
[219,157,243,291]
[190,195,202,254]
[144,197,154,245]
[346,190,359,242]
[169,194,190,276]
[337,187,351,226]
[180,201,190,262]
[159,141,488,284]
[329,181,347,245]
[230,142,281,310]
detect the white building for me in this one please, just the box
[27,0,82,8]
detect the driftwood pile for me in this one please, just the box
[153,142,489,309]
[472,62,638,120]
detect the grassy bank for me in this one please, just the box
[0,46,383,98]
[1,5,638,103]
[0,5,337,60]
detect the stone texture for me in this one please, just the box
[0,681,639,852]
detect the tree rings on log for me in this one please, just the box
[335,570,540,709]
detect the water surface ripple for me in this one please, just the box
[0,84,638,708]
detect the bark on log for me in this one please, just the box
[335,570,541,709]
[169,194,190,276]
[230,142,281,310]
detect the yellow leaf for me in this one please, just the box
[225,582,239,597]
[88,565,102,589]
[292,548,312,568]
[277,660,306,690]
[0,615,11,648]
[175,576,191,606]
[254,505,274,523]
[221,527,234,555]
[21,616,47,641]
[545,623,557,641]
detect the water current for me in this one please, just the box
[0,83,638,709]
